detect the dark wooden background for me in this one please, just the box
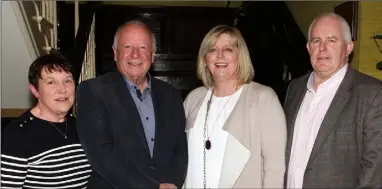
[94,5,238,99]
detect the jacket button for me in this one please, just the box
[149,165,156,170]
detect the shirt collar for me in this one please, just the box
[123,73,152,91]
[307,63,348,93]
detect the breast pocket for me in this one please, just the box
[339,123,356,134]
[336,113,358,133]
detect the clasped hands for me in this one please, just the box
[159,183,177,189]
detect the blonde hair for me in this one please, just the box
[196,25,254,87]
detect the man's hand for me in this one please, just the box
[159,183,177,189]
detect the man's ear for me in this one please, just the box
[151,52,155,64]
[29,84,39,98]
[113,46,118,62]
[346,41,354,56]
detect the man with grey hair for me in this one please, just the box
[76,20,188,189]
[284,12,382,188]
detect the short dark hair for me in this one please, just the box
[28,53,76,89]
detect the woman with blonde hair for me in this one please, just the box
[183,25,286,188]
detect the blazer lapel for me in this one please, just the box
[285,78,308,164]
[150,79,167,159]
[307,67,354,166]
[219,84,251,188]
[112,73,151,156]
[219,135,251,188]
[185,89,207,132]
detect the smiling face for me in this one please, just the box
[307,15,353,80]
[205,33,239,82]
[29,67,75,115]
[113,23,154,81]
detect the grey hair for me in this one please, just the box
[112,20,157,53]
[308,12,352,44]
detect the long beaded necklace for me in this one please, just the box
[202,85,237,189]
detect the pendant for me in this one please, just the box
[205,140,211,150]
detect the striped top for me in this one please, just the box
[1,111,92,189]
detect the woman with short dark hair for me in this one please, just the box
[1,53,92,188]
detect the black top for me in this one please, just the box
[1,110,92,188]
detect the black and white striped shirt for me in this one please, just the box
[1,111,92,188]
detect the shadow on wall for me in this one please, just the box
[236,1,312,102]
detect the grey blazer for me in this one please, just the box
[284,66,382,188]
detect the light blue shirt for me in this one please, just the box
[124,74,156,157]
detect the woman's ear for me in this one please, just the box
[29,84,40,98]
